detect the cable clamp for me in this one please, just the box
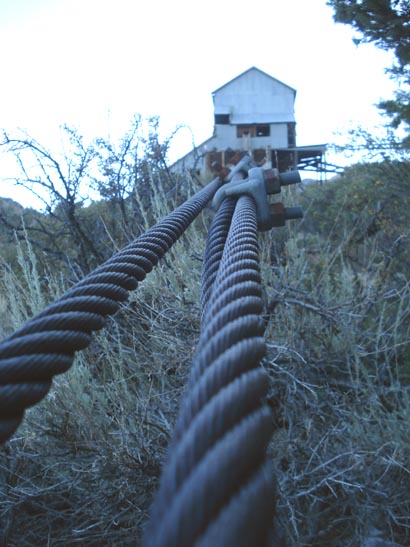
[212,167,303,231]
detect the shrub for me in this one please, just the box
[1,158,410,545]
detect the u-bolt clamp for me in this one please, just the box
[212,167,303,231]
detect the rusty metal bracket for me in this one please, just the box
[212,166,303,231]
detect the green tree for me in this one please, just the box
[328,0,410,142]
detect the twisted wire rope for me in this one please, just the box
[144,194,274,547]
[200,196,235,321]
[0,178,221,444]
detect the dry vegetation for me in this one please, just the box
[0,158,410,546]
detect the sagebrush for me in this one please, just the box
[1,160,410,546]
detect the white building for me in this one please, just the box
[171,67,325,177]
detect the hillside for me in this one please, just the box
[0,160,410,545]
[0,196,26,245]
[0,196,44,265]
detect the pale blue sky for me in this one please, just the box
[0,0,396,205]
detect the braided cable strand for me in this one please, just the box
[144,195,274,547]
[200,196,235,320]
[0,178,221,444]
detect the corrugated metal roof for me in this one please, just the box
[212,66,296,96]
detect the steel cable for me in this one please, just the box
[200,196,235,320]
[144,195,274,547]
[0,178,221,444]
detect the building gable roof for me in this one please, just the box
[212,66,296,97]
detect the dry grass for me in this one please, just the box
[261,221,410,546]
[0,178,206,546]
[1,167,410,545]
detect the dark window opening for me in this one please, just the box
[237,125,254,137]
[214,114,230,125]
[255,125,270,137]
[237,125,270,138]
